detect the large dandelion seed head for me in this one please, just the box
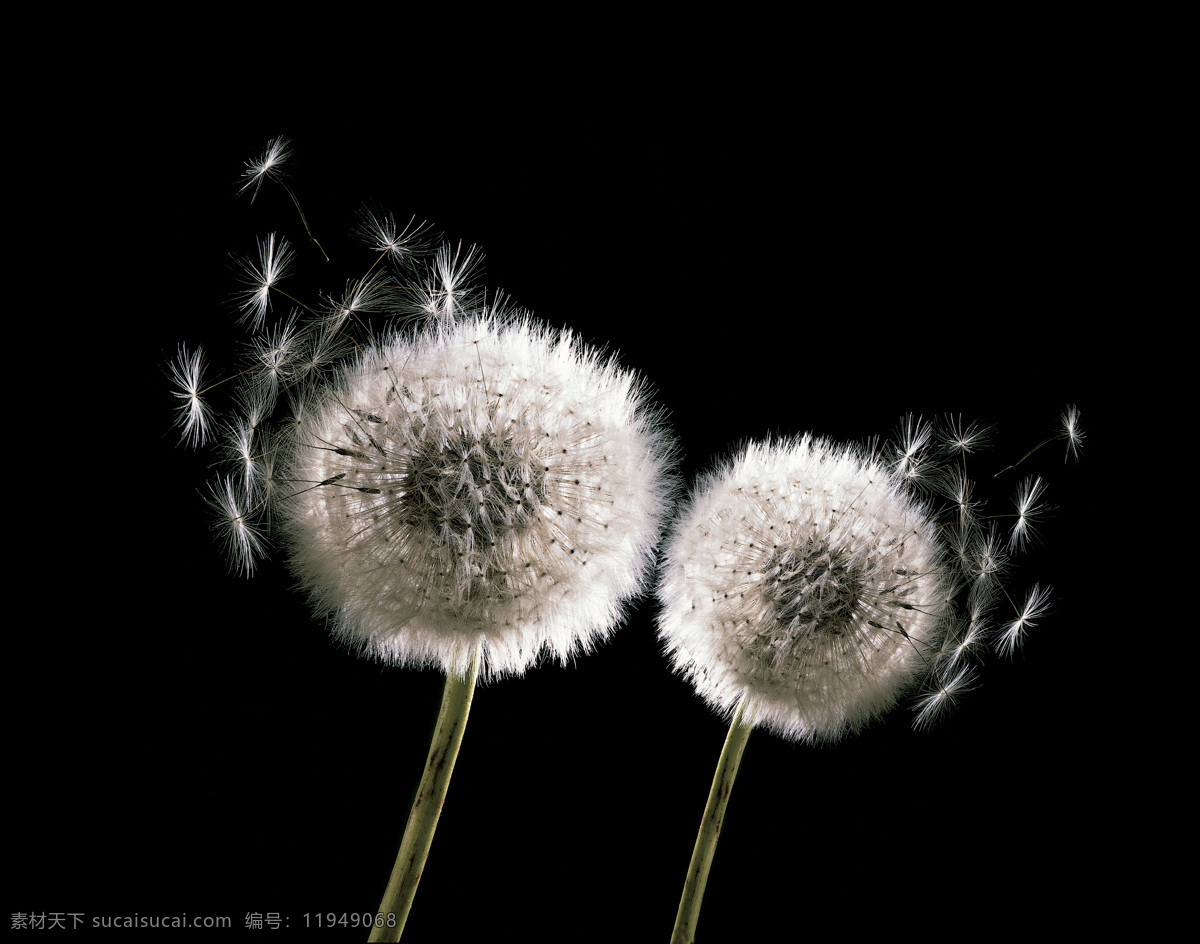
[281,311,672,679]
[657,436,952,743]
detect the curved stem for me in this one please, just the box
[670,699,753,944]
[369,647,481,942]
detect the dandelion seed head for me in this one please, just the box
[657,436,952,744]
[281,311,672,679]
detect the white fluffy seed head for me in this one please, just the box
[280,311,673,679]
[657,436,953,744]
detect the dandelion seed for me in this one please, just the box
[997,583,1053,657]
[1062,404,1085,462]
[238,135,291,202]
[206,476,266,577]
[1009,475,1048,551]
[168,344,213,447]
[324,273,388,332]
[222,416,260,494]
[939,467,979,529]
[356,208,436,260]
[912,663,978,730]
[416,241,483,324]
[250,312,300,406]
[940,613,987,674]
[972,523,1009,590]
[893,413,934,487]
[938,414,993,456]
[236,233,295,328]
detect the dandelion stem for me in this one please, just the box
[670,698,752,944]
[369,646,480,943]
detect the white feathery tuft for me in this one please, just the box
[235,233,295,329]
[1061,404,1085,462]
[238,135,291,202]
[997,583,1053,657]
[169,344,213,447]
[206,476,267,577]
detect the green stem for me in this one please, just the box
[670,699,753,944]
[369,647,481,943]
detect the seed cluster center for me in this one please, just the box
[765,538,865,640]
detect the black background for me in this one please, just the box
[16,65,1117,942]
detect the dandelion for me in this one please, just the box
[659,436,952,745]
[173,138,675,942]
[279,309,669,940]
[659,435,952,942]
[660,414,1081,944]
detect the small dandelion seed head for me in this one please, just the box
[657,435,953,744]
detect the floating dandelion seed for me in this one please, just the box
[1062,404,1085,461]
[1009,475,1049,551]
[168,344,213,447]
[238,135,291,201]
[997,582,1053,657]
[235,233,295,328]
